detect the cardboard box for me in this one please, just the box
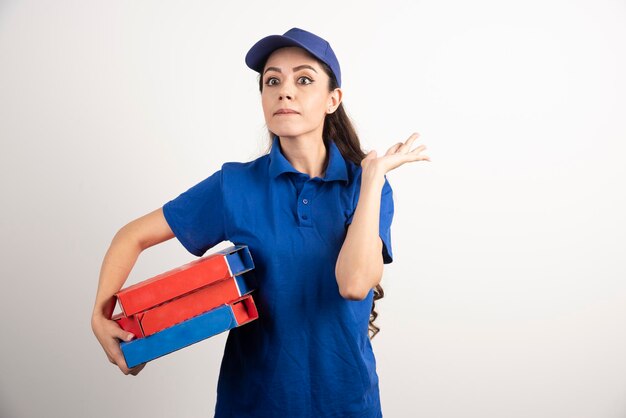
[120,294,259,368]
[113,272,254,337]
[115,245,254,316]
[111,313,142,338]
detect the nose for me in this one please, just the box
[278,80,294,101]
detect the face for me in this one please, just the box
[261,46,341,139]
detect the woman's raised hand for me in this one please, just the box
[360,132,430,175]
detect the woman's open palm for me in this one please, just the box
[361,132,431,175]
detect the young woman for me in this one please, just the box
[92,27,430,417]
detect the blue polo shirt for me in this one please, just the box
[162,135,394,418]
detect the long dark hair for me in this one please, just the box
[257,55,385,340]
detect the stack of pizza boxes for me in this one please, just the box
[112,245,259,368]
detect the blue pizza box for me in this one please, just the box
[120,293,258,368]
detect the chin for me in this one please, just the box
[268,126,306,138]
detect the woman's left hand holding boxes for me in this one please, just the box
[91,208,174,376]
[92,303,146,376]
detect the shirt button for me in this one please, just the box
[302,214,308,220]
[302,199,309,205]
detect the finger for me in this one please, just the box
[403,143,429,161]
[133,363,148,376]
[408,144,427,153]
[398,132,420,153]
[106,344,125,368]
[115,353,133,375]
[104,332,133,370]
[108,322,136,343]
[411,153,431,162]
[385,142,403,156]
[129,363,146,376]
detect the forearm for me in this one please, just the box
[92,227,143,320]
[335,169,386,300]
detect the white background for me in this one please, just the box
[1,1,625,417]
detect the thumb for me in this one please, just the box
[361,150,377,168]
[114,327,135,342]
[364,150,377,160]
[109,318,136,342]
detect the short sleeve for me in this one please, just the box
[379,176,394,264]
[346,174,394,264]
[162,168,227,257]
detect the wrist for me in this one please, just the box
[93,297,116,320]
[91,309,108,326]
[361,167,386,188]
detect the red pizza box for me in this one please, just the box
[230,293,258,326]
[115,245,253,317]
[113,272,254,337]
[111,312,142,337]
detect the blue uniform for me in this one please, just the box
[162,135,394,417]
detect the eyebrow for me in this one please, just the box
[263,65,318,75]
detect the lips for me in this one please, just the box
[274,109,299,115]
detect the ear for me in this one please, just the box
[327,88,343,113]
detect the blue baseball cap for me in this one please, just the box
[245,27,342,87]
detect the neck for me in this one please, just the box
[277,132,327,179]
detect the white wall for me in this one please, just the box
[1,0,625,417]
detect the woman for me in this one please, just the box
[92,27,430,417]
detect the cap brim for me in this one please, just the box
[245,35,310,73]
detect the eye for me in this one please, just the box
[298,76,313,85]
[265,77,279,86]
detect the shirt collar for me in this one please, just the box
[268,135,348,183]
